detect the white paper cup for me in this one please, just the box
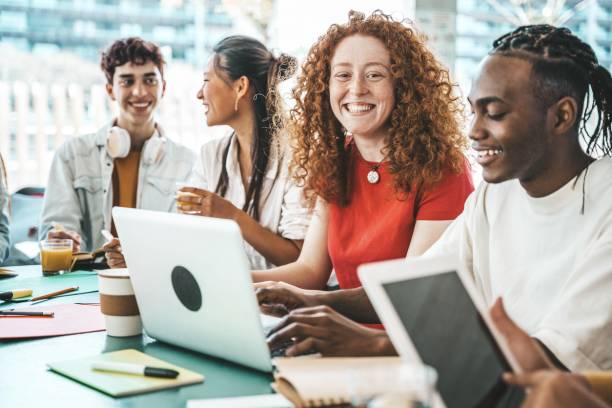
[98,268,142,337]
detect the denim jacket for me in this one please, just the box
[39,123,196,251]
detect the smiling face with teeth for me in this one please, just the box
[196,58,241,127]
[106,61,165,133]
[468,55,555,187]
[329,35,395,145]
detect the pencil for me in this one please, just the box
[30,286,79,302]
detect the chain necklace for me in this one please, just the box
[347,136,385,184]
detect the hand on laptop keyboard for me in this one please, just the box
[255,281,321,316]
[269,339,318,358]
[266,305,390,357]
[260,303,290,317]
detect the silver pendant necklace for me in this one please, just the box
[367,165,381,184]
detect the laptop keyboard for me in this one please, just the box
[261,313,289,357]
[270,340,294,358]
[260,313,318,357]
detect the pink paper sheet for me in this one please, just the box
[0,303,105,339]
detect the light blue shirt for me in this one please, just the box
[39,123,196,251]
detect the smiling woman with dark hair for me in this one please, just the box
[176,36,310,270]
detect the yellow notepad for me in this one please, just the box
[48,349,204,397]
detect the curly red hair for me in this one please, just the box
[290,10,468,207]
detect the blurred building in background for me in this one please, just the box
[1,0,611,189]
[0,0,244,189]
[413,0,457,70]
[453,0,612,87]
[410,0,611,88]
[0,0,234,67]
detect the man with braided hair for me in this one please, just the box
[258,23,612,386]
[429,24,612,373]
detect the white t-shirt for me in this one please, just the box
[425,157,612,371]
[191,134,310,270]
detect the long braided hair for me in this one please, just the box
[491,25,612,156]
[212,36,296,221]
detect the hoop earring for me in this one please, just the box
[234,97,239,112]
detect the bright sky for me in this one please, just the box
[269,0,413,58]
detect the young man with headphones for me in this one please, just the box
[40,37,195,253]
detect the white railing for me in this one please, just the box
[0,78,229,192]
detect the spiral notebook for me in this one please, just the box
[272,356,402,408]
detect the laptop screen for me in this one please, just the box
[382,271,522,408]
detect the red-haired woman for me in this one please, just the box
[253,11,473,292]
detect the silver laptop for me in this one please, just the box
[112,207,279,372]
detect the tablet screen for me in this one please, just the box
[382,271,522,408]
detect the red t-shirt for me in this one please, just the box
[328,148,474,289]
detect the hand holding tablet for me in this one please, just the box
[359,255,524,408]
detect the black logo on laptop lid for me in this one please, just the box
[171,266,202,311]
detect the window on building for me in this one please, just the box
[0,11,27,32]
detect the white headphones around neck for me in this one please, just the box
[106,126,166,165]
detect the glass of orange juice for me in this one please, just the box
[175,181,207,215]
[40,239,73,276]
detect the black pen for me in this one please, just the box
[0,310,54,317]
[0,289,33,301]
[92,362,180,378]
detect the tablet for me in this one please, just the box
[359,255,523,408]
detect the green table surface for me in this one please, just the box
[0,266,274,407]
